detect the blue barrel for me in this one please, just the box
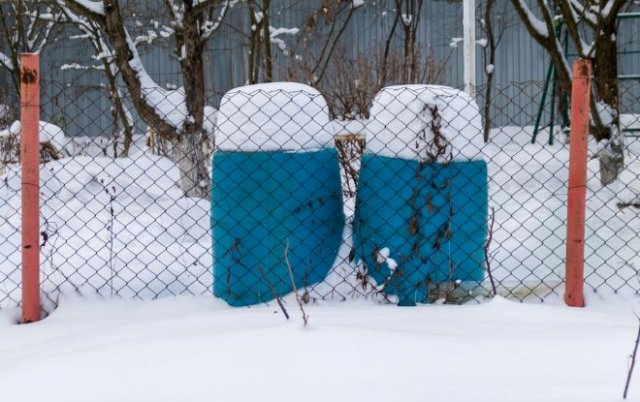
[212,149,344,306]
[353,154,488,306]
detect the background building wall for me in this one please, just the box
[16,0,640,137]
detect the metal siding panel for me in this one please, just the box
[8,0,640,135]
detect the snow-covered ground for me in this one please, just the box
[486,127,640,298]
[0,293,639,402]
[0,145,212,308]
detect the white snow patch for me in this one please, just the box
[513,0,549,37]
[75,0,104,16]
[0,121,69,152]
[0,153,212,307]
[215,82,334,151]
[595,101,615,128]
[203,105,218,136]
[60,63,91,71]
[0,295,638,402]
[449,37,463,48]
[364,85,483,161]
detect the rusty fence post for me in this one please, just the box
[20,53,41,323]
[564,59,591,308]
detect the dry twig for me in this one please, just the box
[284,239,309,326]
[623,314,640,399]
[258,265,290,321]
[485,207,497,296]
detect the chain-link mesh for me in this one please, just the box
[1,74,639,309]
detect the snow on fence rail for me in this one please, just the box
[0,78,639,311]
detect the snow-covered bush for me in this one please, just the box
[0,120,70,164]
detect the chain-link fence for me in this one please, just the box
[1,75,639,310]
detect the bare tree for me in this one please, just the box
[247,0,270,83]
[394,0,425,84]
[478,0,514,143]
[0,0,62,95]
[510,0,630,185]
[287,0,452,119]
[63,0,234,198]
[290,0,363,86]
[54,2,136,156]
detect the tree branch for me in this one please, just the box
[200,0,233,40]
[0,51,12,72]
[535,0,556,38]
[315,6,356,83]
[568,0,597,28]
[191,0,227,16]
[556,0,588,58]
[603,0,628,24]
[510,0,549,42]
[63,0,105,22]
[510,0,571,91]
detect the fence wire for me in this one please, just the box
[0,77,639,309]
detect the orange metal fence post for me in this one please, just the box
[565,59,591,308]
[20,53,41,323]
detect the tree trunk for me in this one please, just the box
[509,0,626,185]
[262,0,272,82]
[180,10,205,129]
[482,0,496,143]
[64,0,222,198]
[178,7,209,198]
[104,63,133,157]
[101,0,176,140]
[592,22,624,186]
[6,1,24,94]
[172,130,209,199]
[247,0,258,84]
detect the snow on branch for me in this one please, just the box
[32,16,59,54]
[270,26,299,55]
[134,30,160,46]
[56,2,114,68]
[60,63,95,70]
[556,2,592,58]
[201,0,237,40]
[568,0,597,26]
[510,0,572,85]
[123,31,188,131]
[192,0,236,17]
[601,0,627,22]
[511,0,549,39]
[352,0,365,9]
[74,0,104,16]
[64,0,105,20]
[0,52,13,71]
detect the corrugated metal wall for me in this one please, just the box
[23,0,640,136]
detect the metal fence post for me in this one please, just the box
[20,53,41,323]
[565,59,591,308]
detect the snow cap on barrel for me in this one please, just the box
[216,82,333,152]
[365,85,483,161]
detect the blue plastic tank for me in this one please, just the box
[211,83,344,306]
[353,85,488,306]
